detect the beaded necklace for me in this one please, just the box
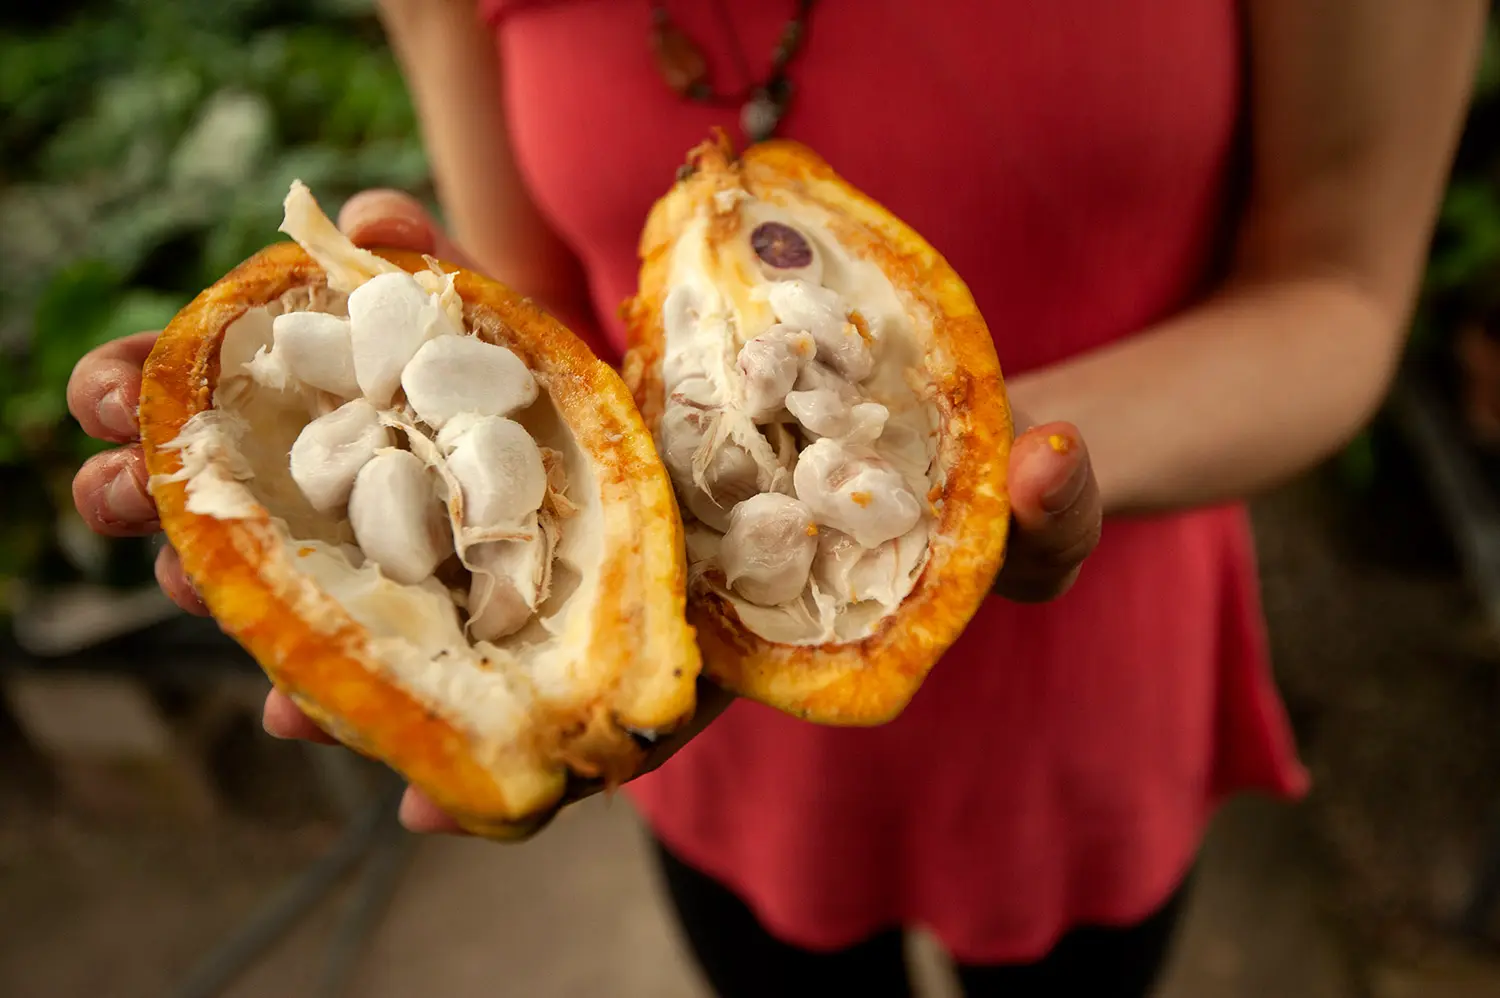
[648,0,818,143]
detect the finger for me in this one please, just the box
[398,787,469,835]
[995,422,1101,603]
[262,689,340,745]
[67,331,160,442]
[337,189,481,271]
[72,447,160,537]
[154,543,209,616]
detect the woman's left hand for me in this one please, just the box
[991,414,1102,603]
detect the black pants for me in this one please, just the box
[650,837,1190,998]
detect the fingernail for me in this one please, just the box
[98,388,138,439]
[1040,446,1088,514]
[339,198,377,234]
[339,193,428,246]
[105,468,157,524]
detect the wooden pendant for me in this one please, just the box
[650,16,709,97]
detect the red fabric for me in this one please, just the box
[484,0,1309,963]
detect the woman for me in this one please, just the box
[68,2,1483,995]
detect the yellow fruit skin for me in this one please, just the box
[622,133,1013,727]
[142,243,701,838]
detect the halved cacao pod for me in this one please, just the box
[622,135,1011,725]
[140,183,700,838]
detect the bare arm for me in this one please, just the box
[1010,0,1487,516]
[375,0,590,318]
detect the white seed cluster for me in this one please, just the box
[252,268,566,642]
[660,222,927,610]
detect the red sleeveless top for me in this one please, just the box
[483,0,1309,962]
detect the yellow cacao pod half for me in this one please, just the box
[623,134,1011,726]
[140,183,700,838]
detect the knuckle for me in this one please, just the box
[65,365,102,420]
[75,448,158,535]
[995,508,1099,603]
[72,449,119,501]
[1033,508,1101,569]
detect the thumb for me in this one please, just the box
[1008,421,1093,532]
[337,189,482,272]
[993,419,1102,603]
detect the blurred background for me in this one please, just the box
[4,2,1500,997]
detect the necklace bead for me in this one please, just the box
[742,90,784,145]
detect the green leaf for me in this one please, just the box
[198,145,351,282]
[4,387,70,443]
[1335,430,1378,493]
[91,191,215,279]
[31,259,121,363]
[168,89,275,190]
[1477,20,1500,99]
[38,67,203,181]
[349,138,430,192]
[25,262,179,413]
[1425,181,1500,297]
[0,3,415,589]
[100,290,186,343]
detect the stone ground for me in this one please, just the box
[0,781,1383,998]
[1252,441,1500,967]
[5,456,1500,998]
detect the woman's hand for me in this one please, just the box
[68,330,208,611]
[990,414,1102,603]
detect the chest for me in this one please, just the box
[490,0,1244,369]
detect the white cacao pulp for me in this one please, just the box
[467,520,551,642]
[784,390,888,445]
[659,209,937,635]
[347,271,460,406]
[197,182,573,649]
[658,379,770,532]
[737,326,814,422]
[439,414,547,534]
[348,449,454,586]
[403,335,538,430]
[719,493,818,606]
[758,279,873,382]
[289,398,393,513]
[266,310,359,397]
[793,438,922,550]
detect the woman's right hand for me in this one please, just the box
[66,189,500,834]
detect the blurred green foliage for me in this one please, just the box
[1420,16,1500,339]
[1334,16,1500,494]
[0,0,429,596]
